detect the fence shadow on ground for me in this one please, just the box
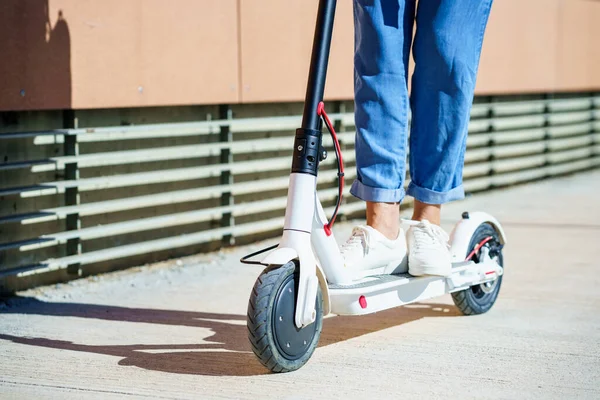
[0,297,460,377]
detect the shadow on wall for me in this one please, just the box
[0,0,71,111]
[0,297,460,377]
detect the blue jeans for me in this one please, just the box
[350,0,493,205]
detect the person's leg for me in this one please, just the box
[406,0,493,276]
[340,0,416,279]
[352,0,416,240]
[408,0,494,218]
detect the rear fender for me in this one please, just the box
[449,211,506,262]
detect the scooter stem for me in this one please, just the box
[301,0,338,131]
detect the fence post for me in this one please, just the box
[63,110,82,276]
[219,105,235,246]
[589,93,597,162]
[333,101,348,221]
[486,96,495,191]
[542,94,552,178]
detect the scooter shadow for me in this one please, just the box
[0,297,460,377]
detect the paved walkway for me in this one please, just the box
[1,171,599,399]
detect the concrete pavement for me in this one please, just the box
[1,171,599,399]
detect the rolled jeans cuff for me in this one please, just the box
[350,179,405,203]
[406,181,465,205]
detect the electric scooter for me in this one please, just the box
[241,0,506,373]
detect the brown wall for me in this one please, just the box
[239,0,354,103]
[477,0,600,94]
[1,0,599,111]
[0,0,240,110]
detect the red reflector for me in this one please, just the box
[359,295,367,309]
[485,271,495,275]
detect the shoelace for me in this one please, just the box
[404,219,450,251]
[340,227,370,257]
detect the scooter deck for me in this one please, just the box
[328,261,500,316]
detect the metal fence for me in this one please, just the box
[1,93,599,292]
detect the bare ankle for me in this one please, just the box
[366,201,400,240]
[411,200,442,226]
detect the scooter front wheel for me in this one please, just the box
[247,261,323,372]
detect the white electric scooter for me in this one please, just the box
[241,0,506,373]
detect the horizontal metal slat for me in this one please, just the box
[492,155,546,173]
[547,98,594,112]
[0,164,227,198]
[493,141,546,159]
[8,113,355,144]
[490,167,548,186]
[1,120,223,143]
[463,176,491,192]
[34,121,222,145]
[546,147,594,164]
[469,103,491,118]
[37,143,229,171]
[467,110,590,136]
[547,136,593,151]
[0,130,68,142]
[468,119,492,133]
[547,157,599,175]
[548,122,593,138]
[462,163,491,178]
[490,99,545,116]
[466,133,493,148]
[464,148,492,163]
[548,110,593,126]
[229,115,301,134]
[17,130,356,174]
[0,159,55,172]
[492,128,546,144]
[492,114,546,131]
[0,264,50,279]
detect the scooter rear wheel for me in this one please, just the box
[451,222,504,315]
[247,261,323,372]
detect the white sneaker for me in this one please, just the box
[340,225,408,280]
[405,219,452,277]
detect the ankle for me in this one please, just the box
[411,200,442,226]
[366,201,400,240]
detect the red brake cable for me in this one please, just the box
[465,236,493,261]
[317,101,344,236]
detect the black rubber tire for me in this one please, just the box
[451,223,504,316]
[247,261,323,373]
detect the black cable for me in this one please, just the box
[239,243,279,265]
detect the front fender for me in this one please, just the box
[261,247,298,266]
[261,246,331,316]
